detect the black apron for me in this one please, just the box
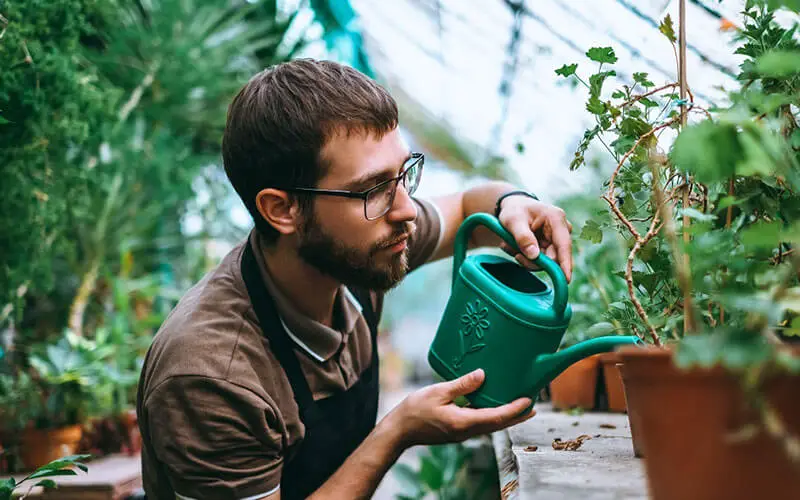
[241,242,380,500]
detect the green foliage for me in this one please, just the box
[0,0,308,435]
[393,443,496,500]
[558,2,800,370]
[0,454,90,500]
[0,0,119,325]
[555,191,630,347]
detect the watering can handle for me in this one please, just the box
[452,213,569,317]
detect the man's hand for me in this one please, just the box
[381,369,535,448]
[497,196,574,282]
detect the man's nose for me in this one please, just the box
[385,183,417,223]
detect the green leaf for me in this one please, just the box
[677,207,717,222]
[767,0,800,11]
[619,117,651,138]
[740,221,783,249]
[670,121,740,183]
[570,126,601,170]
[392,463,423,496]
[659,14,677,43]
[716,196,741,211]
[35,480,57,489]
[555,63,578,77]
[0,115,9,125]
[27,454,91,477]
[612,90,625,99]
[586,96,606,115]
[589,70,616,98]
[586,47,617,64]
[756,50,800,76]
[1,478,15,490]
[25,469,77,480]
[419,456,444,490]
[639,97,659,108]
[580,220,603,243]
[633,72,655,88]
[586,322,616,336]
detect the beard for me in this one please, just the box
[296,211,415,291]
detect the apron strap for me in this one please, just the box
[347,287,378,344]
[241,241,316,410]
[241,241,380,416]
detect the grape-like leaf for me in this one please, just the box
[555,63,578,77]
[586,47,617,64]
[659,14,677,43]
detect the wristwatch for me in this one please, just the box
[494,190,540,218]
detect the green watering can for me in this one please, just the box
[428,213,641,409]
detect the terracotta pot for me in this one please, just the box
[119,409,142,455]
[618,345,800,500]
[549,354,600,411]
[599,352,627,413]
[20,425,83,471]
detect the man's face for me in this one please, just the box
[296,127,418,291]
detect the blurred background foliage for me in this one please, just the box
[0,0,317,461]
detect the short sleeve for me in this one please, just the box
[407,197,443,272]
[145,375,285,499]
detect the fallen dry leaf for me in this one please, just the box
[552,434,592,451]
[524,445,538,452]
[501,478,518,499]
[599,423,617,429]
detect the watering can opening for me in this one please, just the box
[479,261,548,295]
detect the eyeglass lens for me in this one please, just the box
[365,156,423,220]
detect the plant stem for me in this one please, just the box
[621,83,679,109]
[721,177,735,324]
[67,259,100,337]
[649,149,696,338]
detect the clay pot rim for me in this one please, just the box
[615,344,672,357]
[23,424,83,440]
[615,342,800,357]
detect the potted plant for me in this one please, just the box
[16,331,114,471]
[556,1,800,497]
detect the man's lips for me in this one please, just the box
[381,234,410,252]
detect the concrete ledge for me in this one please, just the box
[492,404,648,499]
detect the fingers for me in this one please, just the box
[440,368,485,400]
[452,397,536,434]
[500,216,540,260]
[550,221,573,283]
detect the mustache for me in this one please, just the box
[374,221,417,250]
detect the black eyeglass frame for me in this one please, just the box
[282,152,425,220]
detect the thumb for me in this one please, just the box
[442,369,485,400]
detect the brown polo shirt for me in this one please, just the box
[137,198,443,500]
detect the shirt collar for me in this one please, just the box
[248,231,364,362]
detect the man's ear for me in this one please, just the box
[255,188,301,236]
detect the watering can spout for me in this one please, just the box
[527,336,643,397]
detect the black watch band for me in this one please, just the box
[494,190,539,217]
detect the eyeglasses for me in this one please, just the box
[283,153,424,220]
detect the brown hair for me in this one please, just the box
[222,59,399,243]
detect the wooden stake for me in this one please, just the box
[679,0,696,333]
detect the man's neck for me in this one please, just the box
[261,238,340,327]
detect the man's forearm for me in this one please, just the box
[308,416,406,499]
[461,181,518,247]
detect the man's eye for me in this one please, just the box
[370,181,392,194]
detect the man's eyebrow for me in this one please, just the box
[343,153,413,191]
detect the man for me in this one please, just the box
[136,59,573,500]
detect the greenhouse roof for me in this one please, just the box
[335,0,746,199]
